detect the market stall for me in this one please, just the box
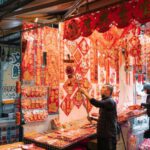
[1,0,150,149]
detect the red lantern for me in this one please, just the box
[64,18,81,40]
[133,0,150,24]
[80,14,96,37]
[109,2,132,28]
[95,10,111,33]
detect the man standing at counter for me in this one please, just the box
[80,84,117,150]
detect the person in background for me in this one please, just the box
[141,82,150,137]
[80,84,117,150]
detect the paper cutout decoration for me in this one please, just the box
[63,78,78,95]
[77,38,89,55]
[60,95,74,116]
[48,88,59,113]
[72,90,83,108]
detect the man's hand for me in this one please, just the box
[79,88,86,94]
[79,88,91,100]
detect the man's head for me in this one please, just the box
[101,84,113,98]
[142,83,150,94]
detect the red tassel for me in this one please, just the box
[129,73,130,85]
[126,72,128,85]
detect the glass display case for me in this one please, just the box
[128,115,149,149]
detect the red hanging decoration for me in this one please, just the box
[129,36,141,57]
[72,89,83,109]
[48,88,59,113]
[133,0,150,24]
[64,19,81,40]
[109,2,132,28]
[95,10,111,33]
[63,0,150,40]
[60,95,74,116]
[80,14,96,37]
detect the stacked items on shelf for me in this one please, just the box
[0,142,45,150]
[139,139,150,150]
[24,118,96,149]
[21,86,48,123]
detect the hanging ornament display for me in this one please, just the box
[109,2,132,28]
[95,10,111,33]
[64,0,150,40]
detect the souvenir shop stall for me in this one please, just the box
[1,0,150,150]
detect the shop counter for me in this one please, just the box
[23,106,148,150]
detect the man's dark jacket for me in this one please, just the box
[90,97,117,138]
[142,94,150,117]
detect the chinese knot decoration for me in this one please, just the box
[64,0,150,40]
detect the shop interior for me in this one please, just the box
[0,0,150,149]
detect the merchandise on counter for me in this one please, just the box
[91,104,146,123]
[139,139,150,150]
[0,143,45,150]
[24,119,96,149]
[24,132,44,140]
[51,117,62,130]
[48,139,70,148]
[128,104,142,110]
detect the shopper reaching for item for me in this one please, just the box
[79,84,117,150]
[141,82,150,138]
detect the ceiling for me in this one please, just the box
[0,0,128,45]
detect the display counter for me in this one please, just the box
[117,105,146,124]
[23,105,148,150]
[24,119,96,150]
